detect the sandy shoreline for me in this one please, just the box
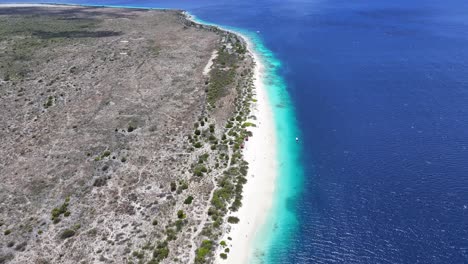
[185,12,278,263]
[213,40,277,263]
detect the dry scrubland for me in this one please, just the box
[0,5,256,264]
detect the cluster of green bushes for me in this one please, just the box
[94,150,111,161]
[171,180,189,193]
[190,37,253,262]
[139,205,190,263]
[51,196,71,224]
[193,164,208,177]
[0,15,100,80]
[195,240,213,264]
[177,180,189,194]
[206,48,238,105]
[43,95,55,108]
[150,241,169,263]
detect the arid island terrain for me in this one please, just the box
[0,5,256,264]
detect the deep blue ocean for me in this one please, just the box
[4,0,468,263]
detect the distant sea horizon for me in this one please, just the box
[3,0,468,263]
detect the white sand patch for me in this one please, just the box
[203,50,218,76]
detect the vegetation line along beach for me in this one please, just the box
[0,3,278,264]
[184,13,278,264]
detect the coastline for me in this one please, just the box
[0,3,283,262]
[214,47,277,264]
[184,14,279,263]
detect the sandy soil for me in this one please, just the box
[0,4,264,264]
[0,4,226,263]
[203,50,218,76]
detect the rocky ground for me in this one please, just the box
[0,5,253,264]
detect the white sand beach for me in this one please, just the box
[214,42,277,263]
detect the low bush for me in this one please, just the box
[59,229,75,239]
[184,196,194,204]
[153,241,169,261]
[177,210,186,219]
[227,216,240,224]
[127,124,136,132]
[195,240,213,264]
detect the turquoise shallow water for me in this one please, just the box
[189,15,304,263]
[246,35,303,264]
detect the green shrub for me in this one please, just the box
[44,96,54,108]
[152,219,158,226]
[153,242,169,261]
[194,165,207,176]
[177,181,189,193]
[170,182,177,192]
[184,196,194,204]
[194,142,202,148]
[195,240,213,263]
[227,216,239,224]
[220,253,228,259]
[127,124,136,132]
[194,129,201,136]
[242,122,256,128]
[132,250,144,259]
[175,219,184,231]
[51,197,70,222]
[59,229,75,239]
[166,228,177,241]
[4,229,11,235]
[177,210,185,219]
[198,153,209,163]
[220,241,227,247]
